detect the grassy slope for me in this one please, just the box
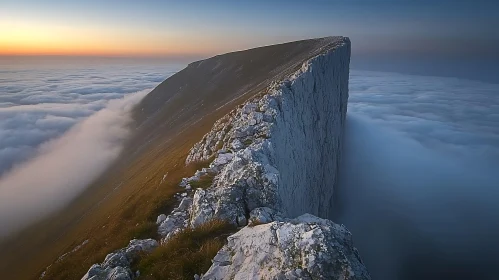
[0,108,235,279]
[0,37,343,279]
[135,219,236,280]
[0,111,231,280]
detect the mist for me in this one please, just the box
[336,71,499,279]
[0,60,180,175]
[0,90,147,239]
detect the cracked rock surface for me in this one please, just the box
[157,197,193,242]
[202,214,371,280]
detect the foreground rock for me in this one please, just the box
[202,214,370,280]
[157,197,192,242]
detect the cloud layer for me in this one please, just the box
[0,62,179,175]
[337,70,499,280]
[0,61,179,238]
[0,91,147,238]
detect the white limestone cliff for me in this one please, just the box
[272,44,349,219]
[180,37,369,279]
[186,37,350,222]
[80,37,371,280]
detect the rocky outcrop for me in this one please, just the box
[81,239,158,280]
[202,214,370,280]
[189,137,280,228]
[157,197,192,242]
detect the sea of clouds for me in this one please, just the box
[0,61,180,238]
[1,61,498,278]
[338,70,499,280]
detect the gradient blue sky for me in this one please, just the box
[1,0,498,58]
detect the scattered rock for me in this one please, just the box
[156,214,166,225]
[212,153,234,166]
[81,239,158,280]
[231,139,244,150]
[82,264,133,280]
[248,207,282,226]
[189,141,279,227]
[158,197,192,240]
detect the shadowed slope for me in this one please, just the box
[132,37,346,146]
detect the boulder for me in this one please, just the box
[156,214,166,225]
[202,214,371,280]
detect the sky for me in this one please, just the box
[1,0,498,58]
[1,2,499,275]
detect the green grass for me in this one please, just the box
[243,139,253,146]
[128,221,159,240]
[189,174,215,189]
[248,218,265,227]
[135,220,235,280]
[40,150,213,279]
[215,141,224,152]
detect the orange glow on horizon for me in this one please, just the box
[0,20,222,57]
[0,38,211,57]
[0,42,204,57]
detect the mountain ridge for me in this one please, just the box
[80,36,369,279]
[1,36,356,280]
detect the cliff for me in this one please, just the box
[80,37,370,280]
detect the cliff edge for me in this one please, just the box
[81,37,370,280]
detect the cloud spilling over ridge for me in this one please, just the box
[0,62,180,175]
[0,90,148,239]
[336,70,499,280]
[0,61,181,239]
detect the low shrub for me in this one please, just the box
[189,174,215,189]
[243,139,253,146]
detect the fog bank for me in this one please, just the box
[0,61,179,175]
[336,71,499,280]
[338,115,499,280]
[0,90,147,239]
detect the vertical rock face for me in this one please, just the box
[185,38,351,222]
[180,38,368,279]
[272,42,350,218]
